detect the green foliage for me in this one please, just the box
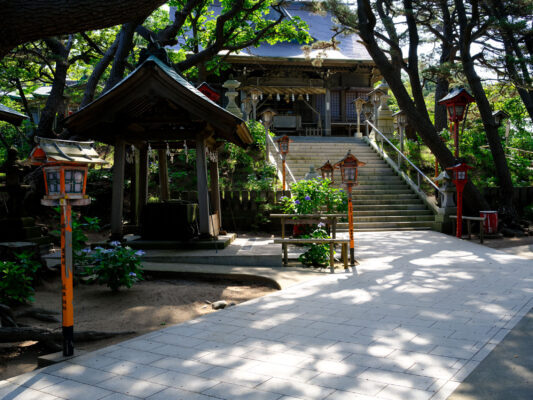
[0,252,41,304]
[84,242,144,292]
[298,227,331,267]
[523,203,533,221]
[52,208,101,267]
[280,178,347,214]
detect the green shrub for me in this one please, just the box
[280,178,347,214]
[298,227,331,267]
[84,242,144,291]
[0,252,41,304]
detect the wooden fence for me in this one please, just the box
[482,186,533,211]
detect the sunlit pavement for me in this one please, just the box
[1,231,532,400]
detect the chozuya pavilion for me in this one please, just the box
[64,55,252,242]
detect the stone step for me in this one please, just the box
[355,209,434,216]
[355,204,429,210]
[352,194,419,200]
[343,221,435,229]
[353,199,424,205]
[350,226,433,232]
[350,189,414,195]
[344,215,436,223]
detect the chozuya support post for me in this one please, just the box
[60,199,74,355]
[29,137,106,357]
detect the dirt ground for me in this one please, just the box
[0,275,277,381]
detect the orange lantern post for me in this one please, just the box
[446,162,474,238]
[438,88,475,158]
[318,160,335,184]
[30,137,105,356]
[276,135,292,191]
[335,151,366,267]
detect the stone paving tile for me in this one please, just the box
[357,368,435,390]
[312,373,387,395]
[199,365,271,388]
[202,382,282,400]
[248,362,320,383]
[100,360,168,380]
[149,356,214,375]
[101,393,140,400]
[147,370,219,392]
[375,384,433,400]
[0,383,60,400]
[97,375,167,398]
[40,379,113,400]
[7,371,65,390]
[146,387,217,399]
[48,363,117,385]
[255,377,335,399]
[103,348,165,364]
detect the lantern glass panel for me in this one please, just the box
[280,141,289,153]
[457,171,466,180]
[455,104,465,119]
[65,169,85,193]
[47,170,61,194]
[344,166,356,183]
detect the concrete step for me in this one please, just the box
[344,221,435,229]
[355,209,434,216]
[353,194,419,200]
[350,189,414,195]
[353,199,425,205]
[344,215,436,223]
[356,204,429,210]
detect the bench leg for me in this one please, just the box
[329,243,334,273]
[342,244,348,269]
[480,222,484,244]
[283,243,288,266]
[467,219,472,239]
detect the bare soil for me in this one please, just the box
[0,275,277,380]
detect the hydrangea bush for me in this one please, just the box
[84,242,144,291]
[280,178,347,214]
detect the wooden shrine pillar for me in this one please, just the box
[111,139,125,239]
[209,152,222,231]
[134,144,149,225]
[196,134,211,237]
[157,149,169,201]
[325,87,332,136]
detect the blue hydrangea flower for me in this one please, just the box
[103,248,114,254]
[304,195,311,201]
[129,272,137,277]
[318,222,326,228]
[110,240,121,247]
[135,250,145,257]
[81,248,92,253]
[294,200,300,205]
[94,246,104,251]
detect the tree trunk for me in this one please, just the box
[34,38,72,139]
[455,0,517,218]
[0,0,166,59]
[103,23,138,93]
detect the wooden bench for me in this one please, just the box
[273,238,349,272]
[270,213,345,239]
[449,215,485,243]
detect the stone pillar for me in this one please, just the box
[196,135,211,237]
[111,139,125,239]
[377,94,395,138]
[157,149,169,201]
[137,145,149,223]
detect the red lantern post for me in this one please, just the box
[438,88,475,158]
[276,135,292,191]
[335,151,366,267]
[446,162,474,238]
[30,137,105,356]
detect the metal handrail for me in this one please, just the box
[267,135,297,185]
[366,120,441,193]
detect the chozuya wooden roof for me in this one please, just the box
[30,137,106,165]
[64,56,253,148]
[0,103,28,126]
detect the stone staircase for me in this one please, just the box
[273,137,436,232]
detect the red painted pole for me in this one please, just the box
[282,157,286,191]
[60,199,74,356]
[347,183,355,267]
[453,120,459,158]
[456,187,463,238]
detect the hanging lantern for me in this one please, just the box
[438,88,475,123]
[318,160,335,183]
[334,150,366,185]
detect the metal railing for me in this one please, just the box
[365,120,441,194]
[267,135,297,185]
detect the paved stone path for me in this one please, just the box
[1,231,532,400]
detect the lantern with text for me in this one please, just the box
[438,88,474,158]
[335,151,366,267]
[353,98,366,138]
[318,160,335,183]
[30,137,105,357]
[446,162,473,239]
[276,135,292,191]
